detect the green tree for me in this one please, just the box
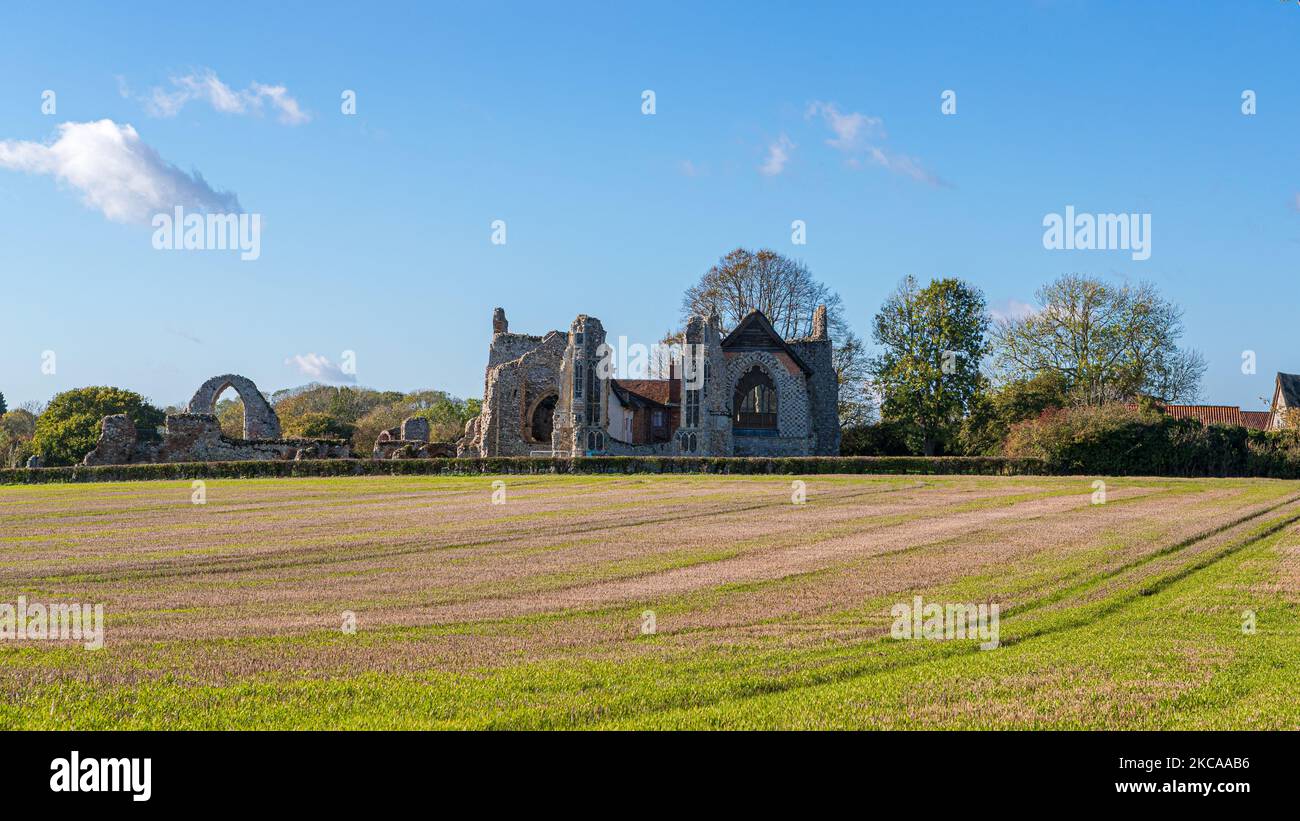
[0,409,37,468]
[31,387,165,466]
[0,391,7,415]
[272,384,403,440]
[869,276,990,456]
[960,370,1071,455]
[215,397,245,438]
[352,390,479,450]
[289,412,356,440]
[991,274,1205,405]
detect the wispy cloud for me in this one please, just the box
[0,119,240,223]
[806,100,947,187]
[678,159,706,177]
[806,101,884,152]
[139,69,310,125]
[284,353,356,384]
[863,146,946,186]
[759,134,794,176]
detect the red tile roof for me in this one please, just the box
[1148,404,1273,429]
[611,379,676,407]
[1160,405,1245,426]
[1240,411,1274,430]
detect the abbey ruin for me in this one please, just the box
[76,304,841,467]
[83,374,352,465]
[457,306,840,458]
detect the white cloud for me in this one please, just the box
[248,82,310,126]
[806,101,884,152]
[760,134,794,176]
[806,100,946,187]
[284,353,356,384]
[0,119,240,223]
[864,146,946,187]
[142,69,310,125]
[990,298,1037,323]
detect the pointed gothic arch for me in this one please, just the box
[187,374,282,440]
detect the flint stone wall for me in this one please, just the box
[789,338,841,456]
[82,414,141,466]
[373,441,457,460]
[82,413,351,465]
[400,417,430,442]
[474,330,566,457]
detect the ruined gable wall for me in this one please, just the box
[477,331,566,456]
[724,349,815,456]
[789,338,840,456]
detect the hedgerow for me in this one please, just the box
[0,455,1049,484]
[1003,404,1300,478]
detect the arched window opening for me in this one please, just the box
[585,367,600,425]
[733,366,777,430]
[529,395,557,443]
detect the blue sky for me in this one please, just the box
[1,1,1297,411]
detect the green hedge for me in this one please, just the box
[0,455,1050,484]
[1005,405,1300,479]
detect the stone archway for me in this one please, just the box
[732,365,778,430]
[187,374,281,440]
[528,394,558,443]
[723,351,811,438]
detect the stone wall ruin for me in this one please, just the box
[82,373,351,466]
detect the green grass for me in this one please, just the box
[0,474,1296,729]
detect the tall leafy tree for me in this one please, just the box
[991,274,1205,405]
[31,387,164,466]
[869,276,990,455]
[0,408,37,468]
[959,370,1071,455]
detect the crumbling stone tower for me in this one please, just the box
[460,308,567,457]
[788,304,840,456]
[675,307,731,455]
[552,315,608,454]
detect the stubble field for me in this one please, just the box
[0,472,1297,729]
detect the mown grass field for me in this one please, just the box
[0,473,1296,729]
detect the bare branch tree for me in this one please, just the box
[680,247,867,424]
[991,274,1205,405]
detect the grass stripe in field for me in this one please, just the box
[1,475,1296,729]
